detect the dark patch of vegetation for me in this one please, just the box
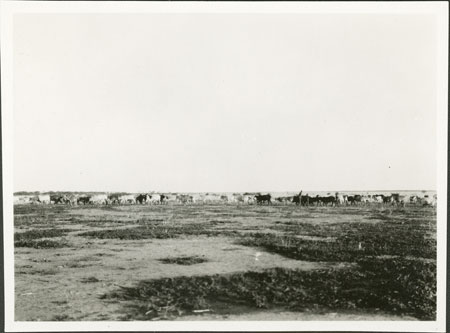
[51,300,68,305]
[259,214,435,261]
[14,239,69,249]
[81,276,101,283]
[158,256,208,265]
[14,228,73,241]
[17,268,59,275]
[50,314,73,321]
[78,224,239,240]
[103,257,435,321]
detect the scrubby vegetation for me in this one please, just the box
[15,228,73,241]
[78,224,238,240]
[14,239,68,249]
[103,257,435,320]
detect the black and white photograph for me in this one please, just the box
[1,1,448,332]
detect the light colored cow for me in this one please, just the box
[119,194,136,204]
[423,195,437,207]
[89,194,108,205]
[14,195,34,205]
[38,194,51,204]
[335,193,346,205]
[243,195,256,204]
[148,194,161,204]
[232,194,245,204]
[203,194,220,204]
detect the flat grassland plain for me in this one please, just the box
[14,197,436,321]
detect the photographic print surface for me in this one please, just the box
[2,1,448,332]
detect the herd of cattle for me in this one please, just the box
[14,191,437,207]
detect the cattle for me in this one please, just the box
[320,196,336,206]
[292,191,302,206]
[382,195,393,204]
[50,194,66,204]
[409,195,419,204]
[37,194,51,204]
[203,194,220,204]
[159,194,169,204]
[220,195,229,203]
[255,194,271,205]
[77,196,91,205]
[177,194,193,204]
[14,195,34,205]
[346,195,362,205]
[135,194,149,204]
[89,194,108,205]
[148,194,162,204]
[373,195,384,204]
[360,195,373,204]
[66,194,78,205]
[243,195,256,204]
[422,195,437,207]
[308,195,321,206]
[119,194,136,204]
[107,194,121,204]
[232,194,245,204]
[335,193,346,205]
[391,193,409,206]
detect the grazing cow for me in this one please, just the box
[89,194,108,205]
[232,194,245,204]
[220,195,229,203]
[37,194,51,204]
[119,194,136,204]
[50,194,65,204]
[14,195,34,205]
[66,194,78,205]
[203,194,219,204]
[373,195,384,203]
[410,195,419,204]
[135,194,149,204]
[107,194,121,204]
[159,194,169,204]
[292,191,302,206]
[308,195,321,206]
[321,196,336,206]
[335,193,346,206]
[148,194,162,204]
[255,194,271,205]
[346,195,362,205]
[423,195,437,207]
[382,195,393,204]
[177,194,193,204]
[243,195,256,204]
[77,196,91,205]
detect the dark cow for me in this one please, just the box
[382,195,393,204]
[301,195,311,206]
[50,194,68,204]
[255,194,271,205]
[135,194,148,204]
[77,196,91,205]
[320,196,336,206]
[292,191,303,206]
[308,195,321,206]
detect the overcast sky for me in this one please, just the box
[13,13,437,192]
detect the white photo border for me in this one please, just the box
[1,1,448,332]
